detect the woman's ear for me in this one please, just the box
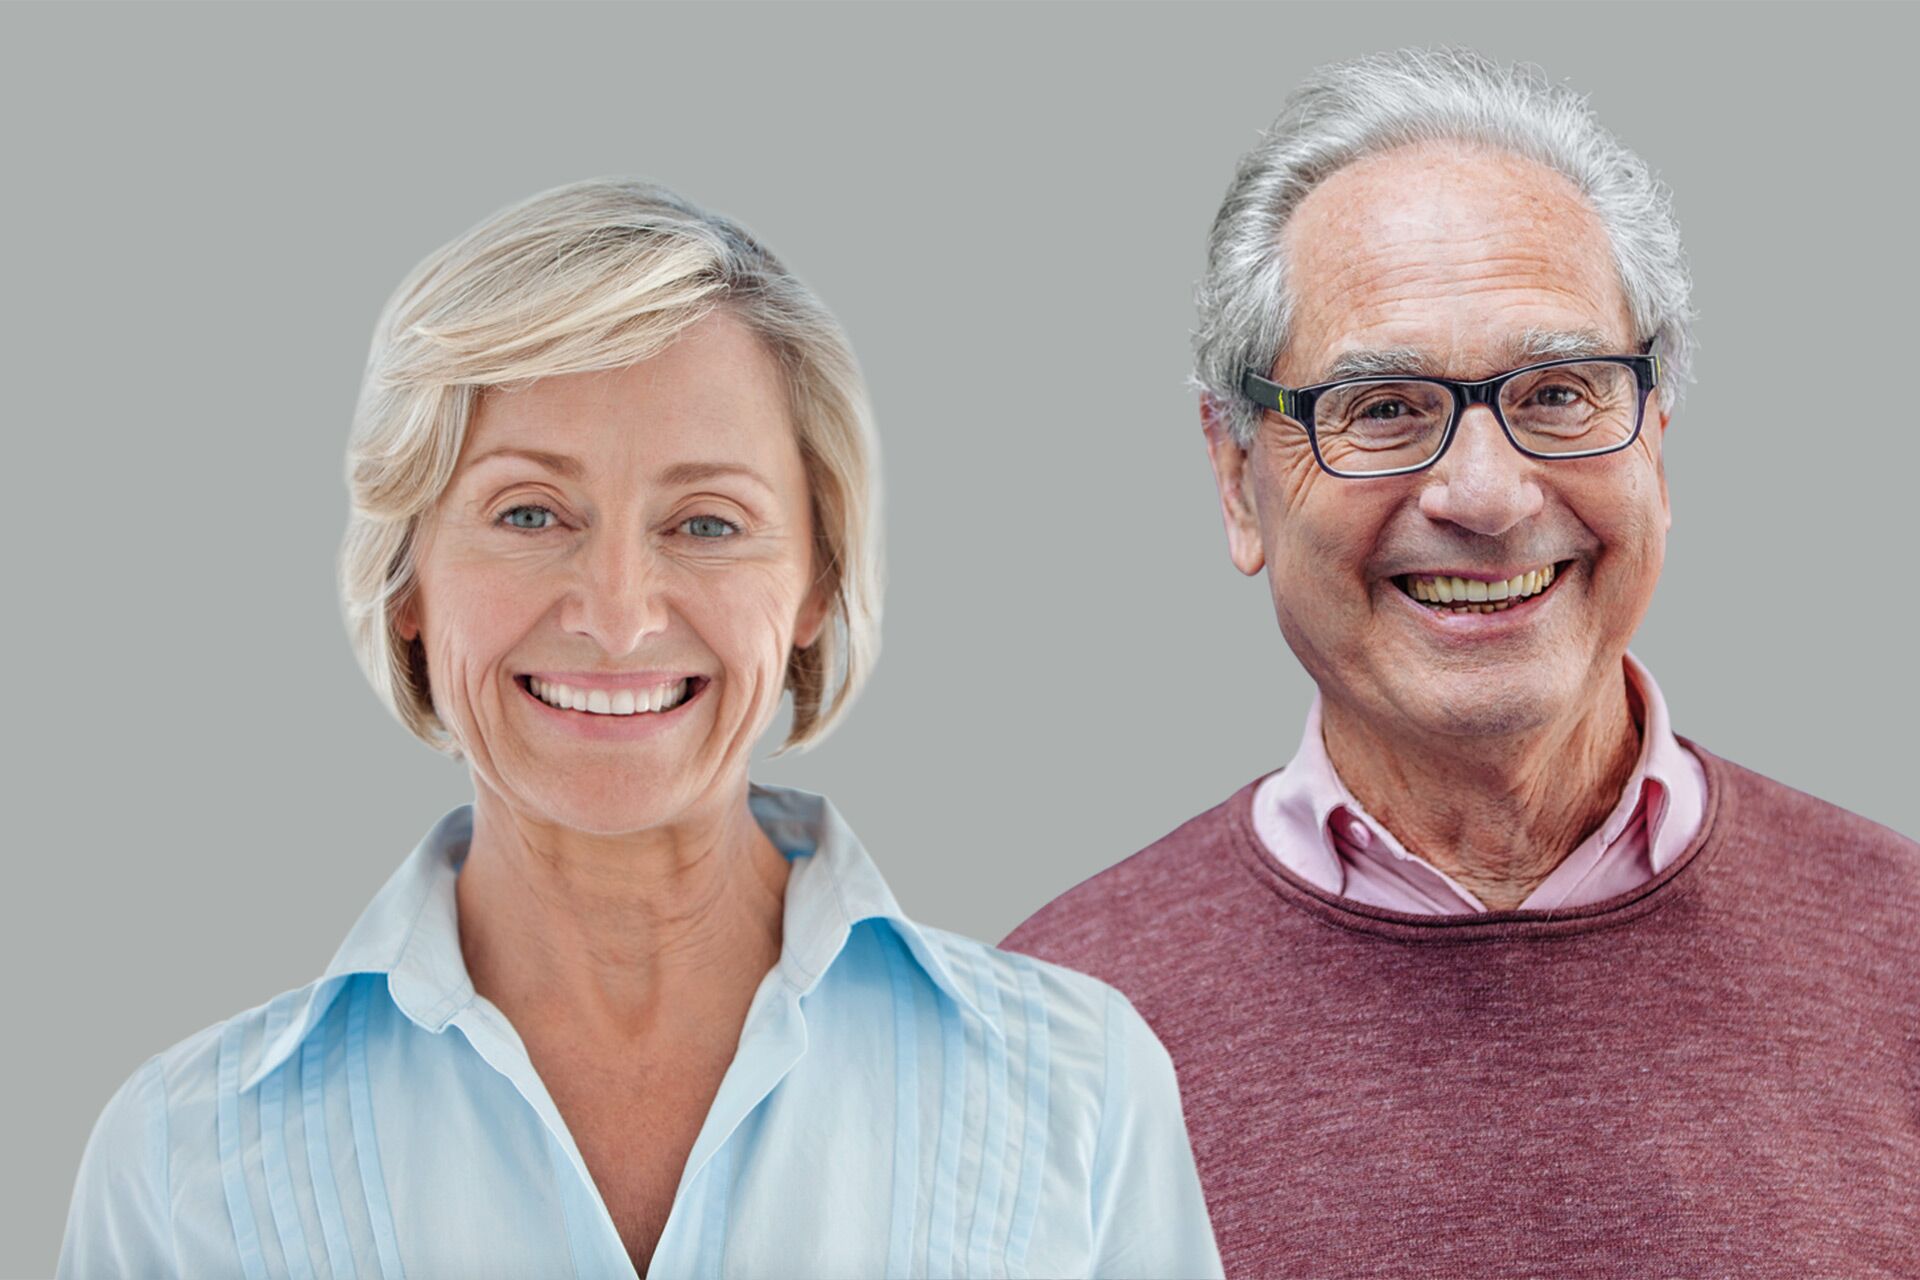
[395,596,420,644]
[793,580,833,652]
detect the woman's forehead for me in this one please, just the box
[458,319,801,483]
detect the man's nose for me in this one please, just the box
[565,533,671,655]
[1416,404,1544,536]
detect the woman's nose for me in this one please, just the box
[1416,405,1545,536]
[565,534,671,655]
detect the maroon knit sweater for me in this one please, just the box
[1002,744,1920,1278]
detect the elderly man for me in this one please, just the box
[1003,46,1918,1276]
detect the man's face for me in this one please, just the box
[1204,141,1671,744]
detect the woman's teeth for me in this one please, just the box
[528,677,692,716]
[1402,564,1556,614]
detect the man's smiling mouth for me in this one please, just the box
[1393,561,1571,615]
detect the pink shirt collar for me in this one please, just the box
[1251,652,1709,914]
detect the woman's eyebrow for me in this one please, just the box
[463,446,585,479]
[460,450,771,494]
[657,461,775,493]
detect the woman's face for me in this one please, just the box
[396,312,827,836]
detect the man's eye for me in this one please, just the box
[680,515,739,539]
[496,504,557,531]
[1359,399,1410,420]
[1531,384,1584,407]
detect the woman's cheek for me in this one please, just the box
[713,574,808,710]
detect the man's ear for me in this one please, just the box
[1652,398,1673,533]
[1201,396,1266,577]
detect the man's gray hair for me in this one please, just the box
[1194,46,1695,447]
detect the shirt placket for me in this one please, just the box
[445,969,813,1279]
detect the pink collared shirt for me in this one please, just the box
[1251,652,1709,913]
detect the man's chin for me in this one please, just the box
[1373,661,1574,742]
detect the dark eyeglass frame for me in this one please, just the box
[1239,347,1661,479]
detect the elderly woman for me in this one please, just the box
[57,180,1220,1280]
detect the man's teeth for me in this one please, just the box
[528,677,692,715]
[1404,564,1556,613]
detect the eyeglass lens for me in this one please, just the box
[1311,361,1641,475]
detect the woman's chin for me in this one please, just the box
[505,770,710,837]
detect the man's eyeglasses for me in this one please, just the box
[1239,352,1661,479]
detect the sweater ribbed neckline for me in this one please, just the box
[1223,736,1731,944]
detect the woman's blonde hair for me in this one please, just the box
[338,178,881,758]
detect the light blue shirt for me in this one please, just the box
[60,785,1222,1279]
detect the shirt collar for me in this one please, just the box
[1262,649,1695,894]
[242,782,993,1092]
[746,782,994,1030]
[1616,651,1702,874]
[1259,694,1354,895]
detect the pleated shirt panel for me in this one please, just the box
[58,784,1221,1280]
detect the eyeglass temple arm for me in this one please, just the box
[1240,370,1294,417]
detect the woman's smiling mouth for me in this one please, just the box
[515,673,708,722]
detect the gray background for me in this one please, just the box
[7,2,1916,1272]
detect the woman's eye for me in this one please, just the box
[680,515,740,539]
[496,504,558,532]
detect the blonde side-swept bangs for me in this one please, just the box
[337,178,882,759]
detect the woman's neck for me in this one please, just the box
[454,783,791,1043]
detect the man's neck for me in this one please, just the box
[1319,672,1644,911]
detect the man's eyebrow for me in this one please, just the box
[462,446,585,480]
[1505,327,1614,363]
[1315,329,1618,383]
[1319,347,1441,381]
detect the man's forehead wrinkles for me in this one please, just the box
[1291,274,1630,375]
[1306,249,1607,304]
[1291,183,1608,265]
